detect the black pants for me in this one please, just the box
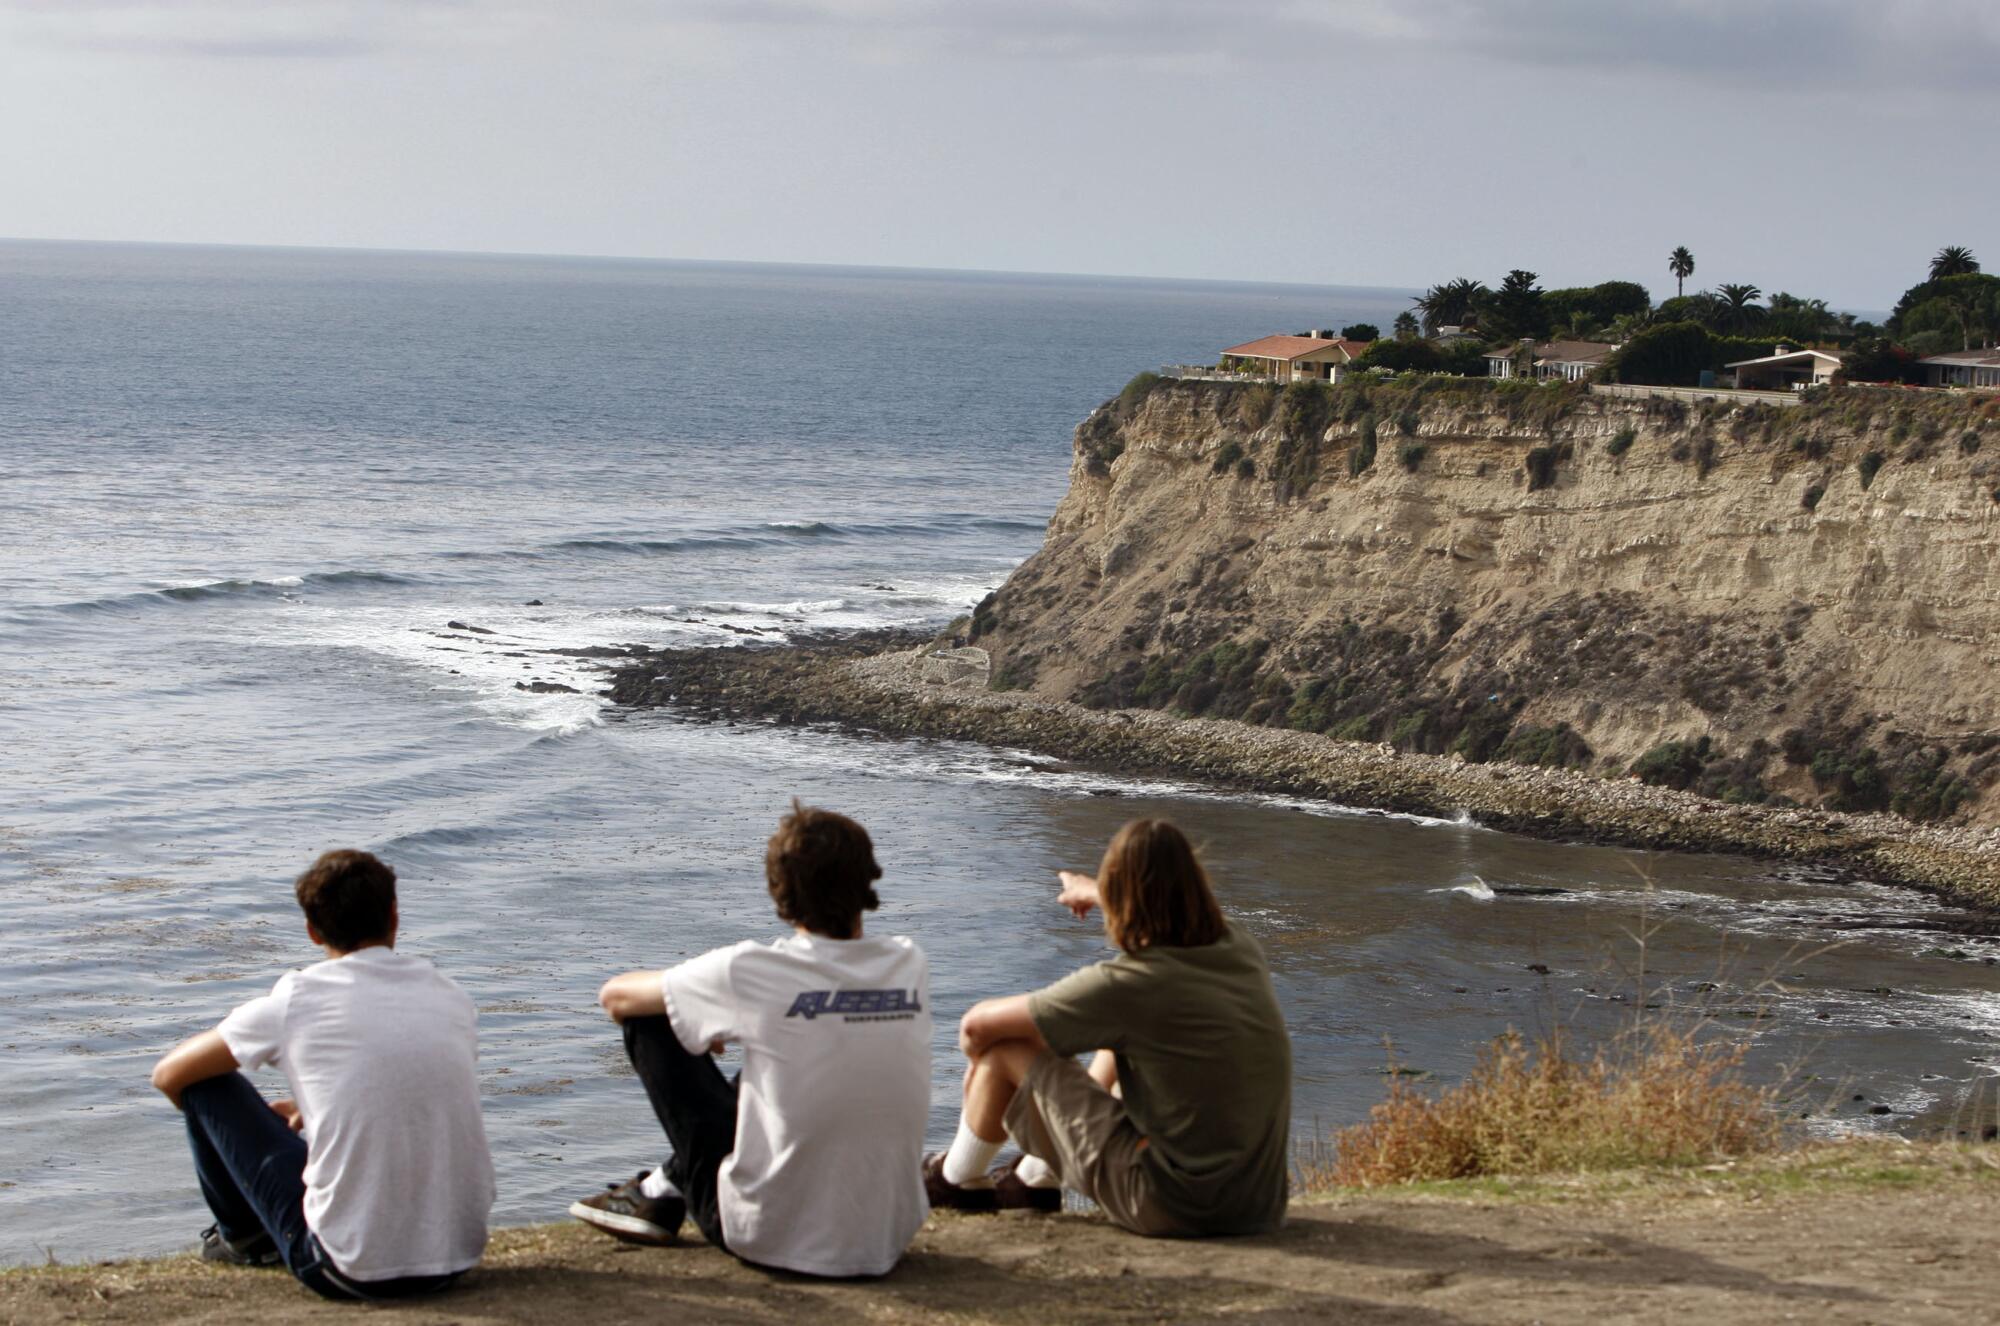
[181,1072,462,1301]
[623,1015,739,1250]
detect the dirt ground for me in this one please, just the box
[7,1146,1997,1325]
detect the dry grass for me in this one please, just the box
[1309,1020,1781,1189]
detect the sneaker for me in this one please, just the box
[922,1151,999,1213]
[199,1223,282,1268]
[569,1172,685,1246]
[992,1156,1062,1213]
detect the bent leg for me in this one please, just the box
[622,1015,737,1248]
[963,1039,1042,1144]
[179,1073,312,1267]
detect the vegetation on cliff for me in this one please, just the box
[980,377,2000,826]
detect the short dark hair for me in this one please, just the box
[765,802,880,939]
[1097,819,1226,953]
[293,850,398,952]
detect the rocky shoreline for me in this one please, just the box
[604,633,2000,914]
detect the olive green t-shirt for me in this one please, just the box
[1027,922,1291,1234]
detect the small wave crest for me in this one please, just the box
[25,569,412,619]
[695,597,847,617]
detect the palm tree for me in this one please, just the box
[1669,246,1695,298]
[1930,246,1981,280]
[1714,283,1764,333]
[1413,278,1488,335]
[1392,311,1421,342]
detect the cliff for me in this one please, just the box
[972,376,2000,826]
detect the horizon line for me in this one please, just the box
[0,233,1897,318]
[0,233,1428,299]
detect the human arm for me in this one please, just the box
[606,949,737,1054]
[149,1029,241,1110]
[1056,870,1100,920]
[958,994,1046,1060]
[597,969,667,1022]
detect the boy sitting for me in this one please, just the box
[573,802,931,1278]
[926,818,1292,1236]
[150,850,494,1300]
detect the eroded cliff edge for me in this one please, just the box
[971,377,2000,826]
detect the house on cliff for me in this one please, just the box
[1220,333,1369,382]
[1725,346,1846,391]
[1485,339,1618,382]
[1917,348,2000,389]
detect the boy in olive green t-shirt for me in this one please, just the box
[924,819,1291,1236]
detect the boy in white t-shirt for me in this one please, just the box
[149,850,494,1301]
[573,802,931,1278]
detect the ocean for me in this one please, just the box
[2,240,1994,1264]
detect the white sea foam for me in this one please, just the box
[695,597,848,616]
[1433,875,1497,902]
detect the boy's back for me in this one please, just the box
[221,947,494,1280]
[665,932,930,1277]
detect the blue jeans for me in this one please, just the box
[180,1072,463,1301]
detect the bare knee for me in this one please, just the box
[963,1039,1041,1141]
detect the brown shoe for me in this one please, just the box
[569,1172,685,1246]
[993,1156,1061,1213]
[923,1152,999,1212]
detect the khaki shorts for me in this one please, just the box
[1002,1052,1187,1237]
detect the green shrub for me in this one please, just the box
[1211,440,1244,474]
[1237,456,1256,479]
[1630,738,1710,790]
[1858,451,1885,490]
[1389,711,1431,750]
[1524,442,1572,492]
[1607,426,1636,457]
[1396,442,1427,472]
[1960,430,1982,457]
[1801,483,1825,512]
[1238,382,1279,429]
[1117,372,1163,413]
[1349,412,1379,477]
[1809,747,1889,812]
[1279,380,1333,438]
[1496,725,1593,769]
[1132,640,1270,719]
[1890,750,1975,822]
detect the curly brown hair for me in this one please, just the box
[294,849,398,952]
[765,802,881,939]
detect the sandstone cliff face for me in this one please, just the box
[974,378,2000,823]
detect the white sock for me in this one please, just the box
[639,1165,680,1200]
[1014,1154,1061,1189]
[941,1120,1002,1188]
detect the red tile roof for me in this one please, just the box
[1222,334,1366,362]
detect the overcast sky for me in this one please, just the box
[3,0,1994,307]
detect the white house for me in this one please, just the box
[1917,348,2000,389]
[1219,333,1369,383]
[1486,339,1618,382]
[1723,347,1846,391]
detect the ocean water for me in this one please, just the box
[2,241,1996,1265]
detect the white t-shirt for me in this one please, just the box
[218,947,495,1281]
[662,932,931,1278]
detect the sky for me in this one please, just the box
[2,0,1995,308]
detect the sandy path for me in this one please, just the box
[9,1152,1998,1325]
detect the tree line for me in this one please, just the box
[1360,246,1996,386]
